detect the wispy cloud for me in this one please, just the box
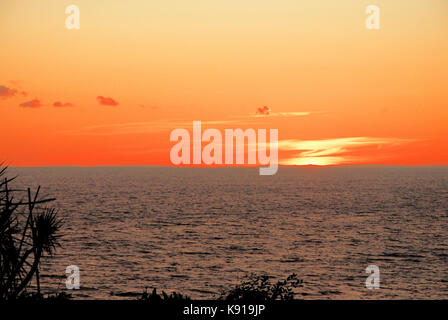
[266,111,310,117]
[279,137,414,166]
[62,119,243,135]
[62,105,312,136]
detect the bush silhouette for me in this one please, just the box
[220,273,303,301]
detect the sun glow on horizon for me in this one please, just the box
[279,137,415,166]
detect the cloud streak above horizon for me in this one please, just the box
[279,137,415,166]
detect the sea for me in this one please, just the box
[6,166,448,299]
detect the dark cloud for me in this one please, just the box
[256,106,271,115]
[97,96,119,106]
[53,101,73,107]
[19,99,42,108]
[0,85,18,99]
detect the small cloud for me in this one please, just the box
[256,106,271,116]
[53,101,73,107]
[0,85,18,99]
[19,99,42,108]
[97,96,119,106]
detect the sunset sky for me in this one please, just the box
[1,0,447,166]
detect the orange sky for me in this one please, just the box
[1,0,447,166]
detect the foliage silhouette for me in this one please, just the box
[140,287,190,302]
[138,273,303,302]
[0,165,62,300]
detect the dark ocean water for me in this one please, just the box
[7,166,448,299]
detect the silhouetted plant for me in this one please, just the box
[0,165,62,300]
[220,273,303,301]
[16,291,72,301]
[140,287,190,302]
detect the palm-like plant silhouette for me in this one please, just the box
[0,165,62,300]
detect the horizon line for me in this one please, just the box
[5,164,448,169]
